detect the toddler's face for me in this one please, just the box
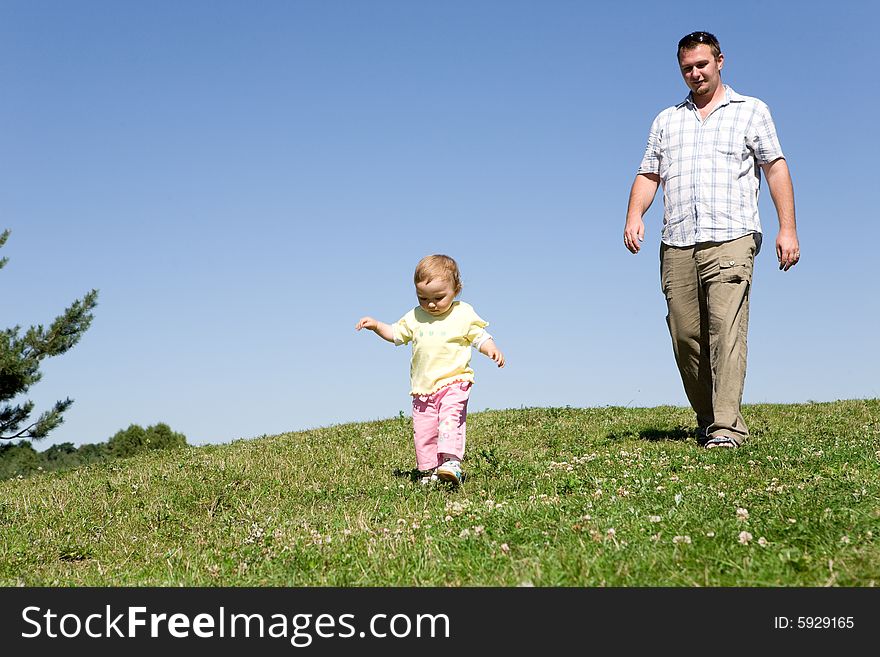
[416,277,456,316]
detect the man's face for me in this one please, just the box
[678,44,724,98]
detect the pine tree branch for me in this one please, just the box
[0,401,35,436]
[0,399,71,440]
[0,229,8,270]
[1,229,98,442]
[1,420,40,441]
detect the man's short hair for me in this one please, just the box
[677,31,721,60]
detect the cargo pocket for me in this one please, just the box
[660,274,681,301]
[718,256,752,284]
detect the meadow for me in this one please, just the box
[1,399,877,586]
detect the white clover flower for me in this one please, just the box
[736,507,749,522]
[738,531,753,545]
[649,515,662,523]
[758,537,768,547]
[672,535,692,545]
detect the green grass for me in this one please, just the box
[1,400,878,586]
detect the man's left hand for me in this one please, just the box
[776,229,800,271]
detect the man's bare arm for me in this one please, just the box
[623,173,660,254]
[761,158,800,271]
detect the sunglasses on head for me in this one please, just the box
[678,31,720,50]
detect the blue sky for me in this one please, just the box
[2,0,877,449]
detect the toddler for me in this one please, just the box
[356,254,505,485]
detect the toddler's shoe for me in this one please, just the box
[419,468,439,484]
[437,459,464,486]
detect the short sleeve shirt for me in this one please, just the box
[638,85,784,247]
[392,301,489,395]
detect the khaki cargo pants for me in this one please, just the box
[660,233,758,446]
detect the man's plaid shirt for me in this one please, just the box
[638,85,784,248]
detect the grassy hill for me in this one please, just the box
[1,400,878,586]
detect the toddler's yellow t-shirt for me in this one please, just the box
[392,301,489,395]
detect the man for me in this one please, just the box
[623,31,800,448]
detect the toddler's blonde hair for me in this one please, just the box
[414,254,462,295]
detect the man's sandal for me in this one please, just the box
[705,436,739,449]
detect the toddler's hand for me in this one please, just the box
[356,317,377,331]
[487,347,505,368]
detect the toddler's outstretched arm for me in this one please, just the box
[356,317,395,343]
[479,338,505,368]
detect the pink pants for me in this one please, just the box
[411,381,471,471]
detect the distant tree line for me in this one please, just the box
[0,422,187,480]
